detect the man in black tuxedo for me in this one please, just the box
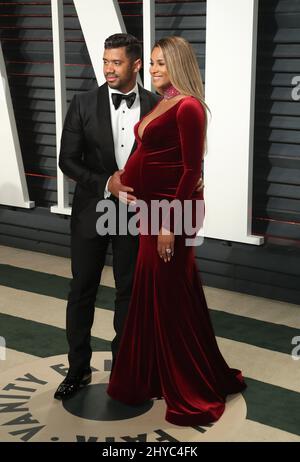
[54,34,160,400]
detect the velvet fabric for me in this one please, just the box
[107,96,246,426]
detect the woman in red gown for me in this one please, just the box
[107,36,246,426]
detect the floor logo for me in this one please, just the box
[0,352,247,442]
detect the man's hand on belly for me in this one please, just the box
[108,169,137,205]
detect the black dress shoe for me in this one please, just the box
[54,369,92,400]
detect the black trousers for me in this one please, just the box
[66,219,139,376]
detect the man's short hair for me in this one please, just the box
[104,33,142,61]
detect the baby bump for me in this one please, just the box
[122,150,142,199]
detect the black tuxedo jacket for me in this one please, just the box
[59,83,160,238]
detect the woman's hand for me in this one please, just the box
[195,176,204,193]
[157,227,175,262]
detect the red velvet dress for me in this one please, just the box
[107,96,246,426]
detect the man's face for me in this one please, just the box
[103,47,141,93]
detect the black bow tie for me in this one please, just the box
[111,92,136,110]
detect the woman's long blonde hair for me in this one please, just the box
[152,36,210,154]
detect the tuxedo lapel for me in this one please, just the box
[96,83,119,173]
[139,84,155,119]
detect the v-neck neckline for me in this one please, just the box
[137,97,187,141]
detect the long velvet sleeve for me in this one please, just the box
[59,94,110,198]
[161,97,205,232]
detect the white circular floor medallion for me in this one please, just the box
[0,352,247,442]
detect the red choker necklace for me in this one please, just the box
[163,84,181,100]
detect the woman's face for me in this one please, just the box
[150,47,171,93]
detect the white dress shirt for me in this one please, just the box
[104,82,140,198]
